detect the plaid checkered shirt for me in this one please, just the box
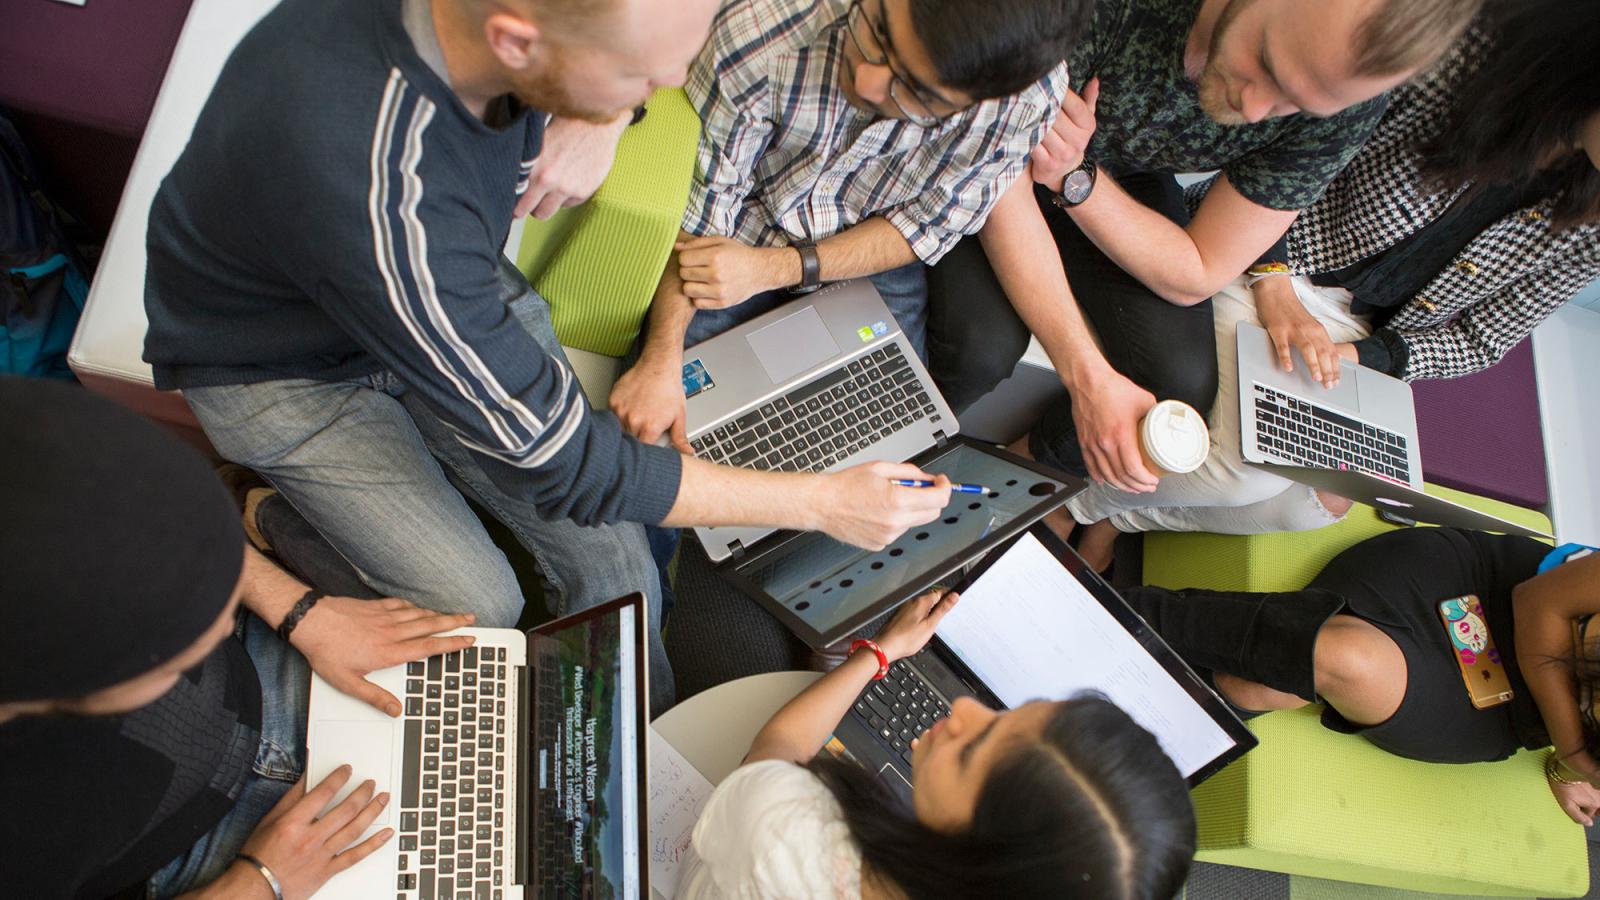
[681,0,1071,265]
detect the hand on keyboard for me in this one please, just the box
[608,354,692,453]
[235,766,391,900]
[289,597,478,717]
[816,461,952,550]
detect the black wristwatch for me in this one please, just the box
[1053,161,1098,208]
[791,241,823,294]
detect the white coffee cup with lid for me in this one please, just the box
[1138,400,1210,476]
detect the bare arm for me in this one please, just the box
[662,458,952,551]
[745,591,958,763]
[1515,554,1600,768]
[236,545,475,716]
[610,233,701,450]
[676,216,918,309]
[976,175,1159,492]
[1065,172,1298,306]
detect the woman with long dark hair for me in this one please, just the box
[1055,0,1600,565]
[677,591,1197,899]
[1123,530,1600,825]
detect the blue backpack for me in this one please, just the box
[1,112,94,379]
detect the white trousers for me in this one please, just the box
[1065,275,1374,535]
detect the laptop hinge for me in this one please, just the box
[933,429,949,447]
[728,539,746,561]
[513,661,532,886]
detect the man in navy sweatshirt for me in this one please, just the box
[143,0,953,709]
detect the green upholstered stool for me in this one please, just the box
[1143,486,1588,897]
[514,88,702,358]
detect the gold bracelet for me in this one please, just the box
[1245,261,1291,288]
[1555,753,1591,784]
[1548,751,1587,786]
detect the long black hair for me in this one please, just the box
[1419,0,1600,231]
[807,695,1196,899]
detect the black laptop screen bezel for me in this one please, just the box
[717,436,1086,649]
[523,592,651,896]
[926,525,1257,788]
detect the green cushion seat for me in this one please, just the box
[1144,485,1587,897]
[515,87,702,357]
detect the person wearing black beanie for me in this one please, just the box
[0,378,474,899]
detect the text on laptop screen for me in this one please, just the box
[736,443,1067,634]
[530,604,640,897]
[935,533,1236,778]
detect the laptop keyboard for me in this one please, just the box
[1251,383,1411,482]
[398,647,512,900]
[690,343,940,473]
[852,660,952,766]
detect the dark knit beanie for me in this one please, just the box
[0,378,244,703]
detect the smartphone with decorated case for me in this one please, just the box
[1438,594,1514,709]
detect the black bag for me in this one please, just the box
[0,112,96,379]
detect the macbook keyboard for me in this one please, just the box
[1251,383,1411,483]
[690,343,940,473]
[398,647,512,900]
[852,660,952,766]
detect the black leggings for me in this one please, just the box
[1129,528,1550,764]
[925,175,1217,476]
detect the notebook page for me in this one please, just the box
[647,726,715,897]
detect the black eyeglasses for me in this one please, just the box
[844,0,944,127]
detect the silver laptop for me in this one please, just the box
[1236,320,1550,539]
[306,595,650,899]
[684,279,958,562]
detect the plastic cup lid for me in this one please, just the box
[1141,400,1210,473]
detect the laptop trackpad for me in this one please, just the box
[747,306,840,384]
[308,720,396,828]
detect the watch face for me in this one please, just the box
[1062,169,1094,204]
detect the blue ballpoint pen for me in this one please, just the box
[889,479,990,494]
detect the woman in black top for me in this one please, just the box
[0,379,473,898]
[1125,529,1600,826]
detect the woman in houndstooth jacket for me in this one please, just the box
[1060,1,1600,560]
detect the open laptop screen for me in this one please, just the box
[529,599,644,898]
[936,531,1245,781]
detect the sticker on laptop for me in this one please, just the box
[857,321,890,342]
[682,358,715,398]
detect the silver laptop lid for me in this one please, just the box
[683,280,958,562]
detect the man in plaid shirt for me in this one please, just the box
[610,0,1089,450]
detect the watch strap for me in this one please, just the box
[795,242,822,290]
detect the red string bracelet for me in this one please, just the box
[850,639,890,680]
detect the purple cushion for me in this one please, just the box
[1411,339,1548,509]
[0,0,193,136]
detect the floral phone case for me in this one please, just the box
[1439,594,1514,710]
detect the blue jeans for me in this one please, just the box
[183,288,673,709]
[146,614,308,897]
[682,262,930,360]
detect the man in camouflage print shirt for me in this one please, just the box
[924,0,1478,526]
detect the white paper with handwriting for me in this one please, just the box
[648,726,715,898]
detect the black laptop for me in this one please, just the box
[823,525,1257,801]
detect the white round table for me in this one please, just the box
[652,671,822,784]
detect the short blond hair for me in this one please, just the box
[1353,0,1481,76]
[472,0,621,41]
